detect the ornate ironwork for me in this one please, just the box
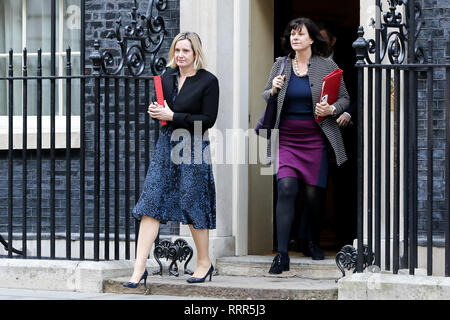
[335,245,374,281]
[404,0,424,63]
[354,0,423,65]
[153,238,194,277]
[93,0,168,76]
[0,235,23,256]
[353,26,369,66]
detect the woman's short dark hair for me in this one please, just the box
[281,17,329,58]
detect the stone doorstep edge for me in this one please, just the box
[216,261,339,272]
[338,272,450,300]
[103,278,339,300]
[146,281,338,300]
[216,261,342,279]
[0,258,160,294]
[216,260,337,267]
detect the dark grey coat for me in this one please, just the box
[262,55,350,166]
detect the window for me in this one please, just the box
[0,0,81,149]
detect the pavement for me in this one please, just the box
[0,287,219,300]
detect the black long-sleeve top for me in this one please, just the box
[161,67,219,133]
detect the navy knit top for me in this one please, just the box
[281,69,314,120]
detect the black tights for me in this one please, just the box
[276,177,325,255]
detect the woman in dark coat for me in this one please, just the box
[263,18,350,273]
[123,32,219,287]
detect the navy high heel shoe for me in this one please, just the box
[186,265,214,283]
[123,269,148,288]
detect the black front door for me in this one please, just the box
[272,0,360,255]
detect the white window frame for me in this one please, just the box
[0,0,81,150]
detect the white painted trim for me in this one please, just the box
[0,115,80,149]
[59,0,64,116]
[22,0,27,51]
[0,52,81,58]
[232,0,249,256]
[179,1,242,257]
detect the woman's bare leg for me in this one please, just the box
[128,216,160,283]
[189,225,212,278]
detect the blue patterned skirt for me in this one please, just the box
[132,125,216,229]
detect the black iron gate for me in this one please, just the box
[348,0,450,277]
[0,0,172,261]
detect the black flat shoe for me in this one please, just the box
[268,252,290,274]
[186,265,214,283]
[309,241,325,260]
[294,239,312,257]
[123,269,148,288]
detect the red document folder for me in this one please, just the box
[315,68,343,123]
[153,75,167,126]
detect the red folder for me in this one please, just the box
[153,75,167,126]
[315,68,343,123]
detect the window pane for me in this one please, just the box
[64,0,81,52]
[3,57,23,116]
[0,54,65,117]
[62,55,80,116]
[0,56,6,78]
[41,55,58,116]
[0,0,22,115]
[0,0,23,54]
[25,56,39,116]
[0,55,62,117]
[27,55,59,116]
[0,57,6,115]
[0,0,81,117]
[26,0,58,53]
[26,0,81,55]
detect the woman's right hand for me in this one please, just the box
[271,75,286,95]
[148,102,159,118]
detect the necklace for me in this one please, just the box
[293,56,308,77]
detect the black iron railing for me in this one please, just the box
[347,0,450,277]
[0,51,161,261]
[0,0,170,261]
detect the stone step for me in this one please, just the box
[216,255,342,280]
[104,273,338,300]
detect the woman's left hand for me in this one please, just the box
[315,101,335,118]
[148,100,174,121]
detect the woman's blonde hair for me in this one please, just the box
[167,32,207,70]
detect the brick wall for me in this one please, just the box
[415,0,449,239]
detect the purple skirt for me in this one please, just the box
[277,119,328,188]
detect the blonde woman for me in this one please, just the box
[123,32,219,287]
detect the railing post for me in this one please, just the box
[66,47,72,260]
[8,49,14,259]
[426,39,434,276]
[22,48,28,259]
[37,49,43,259]
[352,26,367,273]
[80,0,86,261]
[445,42,450,277]
[374,0,382,269]
[407,0,418,274]
[90,40,102,261]
[50,0,56,259]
